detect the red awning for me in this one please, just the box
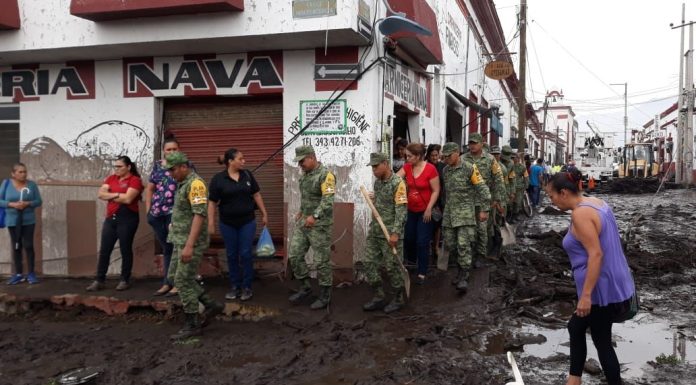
[0,0,20,30]
[386,0,443,66]
[70,0,243,21]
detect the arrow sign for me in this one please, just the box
[314,64,361,80]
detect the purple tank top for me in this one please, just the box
[562,201,635,306]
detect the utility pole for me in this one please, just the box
[540,95,549,162]
[674,4,686,183]
[516,0,527,156]
[686,22,694,185]
[610,82,628,176]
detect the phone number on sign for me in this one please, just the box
[302,136,362,147]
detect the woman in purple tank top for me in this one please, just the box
[546,171,634,385]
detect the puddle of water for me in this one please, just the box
[519,313,696,378]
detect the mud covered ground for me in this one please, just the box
[1,188,696,385]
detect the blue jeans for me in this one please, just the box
[220,219,256,289]
[530,185,541,207]
[403,211,434,276]
[147,214,174,285]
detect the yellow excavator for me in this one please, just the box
[617,143,659,178]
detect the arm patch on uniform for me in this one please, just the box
[470,164,484,185]
[492,160,502,175]
[321,172,336,195]
[508,170,516,179]
[523,169,529,177]
[394,180,408,205]
[188,179,208,205]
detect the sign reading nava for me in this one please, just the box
[383,62,431,116]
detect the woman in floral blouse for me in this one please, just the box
[145,136,181,296]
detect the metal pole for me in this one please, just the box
[541,96,548,161]
[686,22,694,185]
[623,83,628,177]
[676,3,686,183]
[516,0,527,155]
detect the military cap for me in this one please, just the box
[367,152,389,166]
[501,145,513,156]
[468,132,483,143]
[162,152,189,170]
[441,142,460,156]
[294,145,315,162]
[489,145,502,154]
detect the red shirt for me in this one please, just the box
[403,162,438,212]
[104,174,144,217]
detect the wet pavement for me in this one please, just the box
[2,187,696,385]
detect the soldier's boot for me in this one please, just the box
[170,313,202,341]
[362,285,386,311]
[488,239,502,260]
[200,294,224,328]
[451,267,463,285]
[456,269,470,293]
[288,279,312,304]
[310,286,332,310]
[383,288,405,314]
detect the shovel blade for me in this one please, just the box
[501,223,516,246]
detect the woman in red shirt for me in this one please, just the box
[86,156,144,292]
[397,143,440,284]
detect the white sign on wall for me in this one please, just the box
[383,61,431,117]
[300,99,347,135]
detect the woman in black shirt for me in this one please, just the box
[208,148,268,301]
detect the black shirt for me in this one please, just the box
[209,169,260,227]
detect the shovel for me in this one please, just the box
[505,351,525,385]
[496,214,516,247]
[359,185,410,298]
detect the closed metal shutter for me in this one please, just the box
[0,105,20,177]
[164,97,284,253]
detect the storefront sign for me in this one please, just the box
[292,0,337,19]
[300,99,347,135]
[445,13,462,57]
[0,63,95,101]
[125,54,283,97]
[484,61,514,80]
[383,62,431,116]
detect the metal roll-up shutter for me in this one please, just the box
[164,97,284,254]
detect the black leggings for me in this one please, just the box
[96,206,139,283]
[568,304,622,385]
[8,224,36,275]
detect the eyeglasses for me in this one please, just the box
[114,165,125,169]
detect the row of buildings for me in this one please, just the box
[0,0,576,278]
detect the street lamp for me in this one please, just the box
[610,82,628,175]
[377,0,432,36]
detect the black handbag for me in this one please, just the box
[610,292,639,323]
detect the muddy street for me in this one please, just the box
[2,189,696,385]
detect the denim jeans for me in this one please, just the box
[8,224,36,275]
[96,206,139,283]
[220,219,256,289]
[403,211,434,276]
[147,213,174,285]
[530,185,541,207]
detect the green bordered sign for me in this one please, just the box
[300,99,347,135]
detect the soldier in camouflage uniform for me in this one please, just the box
[500,146,518,222]
[288,145,336,310]
[164,152,223,341]
[440,142,491,293]
[362,153,408,314]
[511,151,529,220]
[488,145,509,258]
[463,133,506,264]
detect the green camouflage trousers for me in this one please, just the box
[289,224,333,287]
[473,208,488,259]
[513,189,525,214]
[363,236,404,289]
[172,244,210,314]
[444,225,476,269]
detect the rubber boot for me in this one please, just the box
[288,278,312,304]
[310,286,332,310]
[456,269,470,293]
[383,288,405,314]
[200,294,224,328]
[170,313,202,341]
[362,285,386,311]
[451,266,463,285]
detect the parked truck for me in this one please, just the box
[578,121,614,181]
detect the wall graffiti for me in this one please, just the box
[21,120,152,181]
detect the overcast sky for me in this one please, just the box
[495,0,694,145]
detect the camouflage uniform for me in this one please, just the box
[512,159,529,216]
[364,167,407,294]
[289,160,336,288]
[167,171,215,314]
[500,146,516,211]
[463,136,506,260]
[441,144,491,274]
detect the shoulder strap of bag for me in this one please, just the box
[406,166,429,207]
[1,179,8,200]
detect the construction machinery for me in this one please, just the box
[578,121,614,181]
[616,142,660,178]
